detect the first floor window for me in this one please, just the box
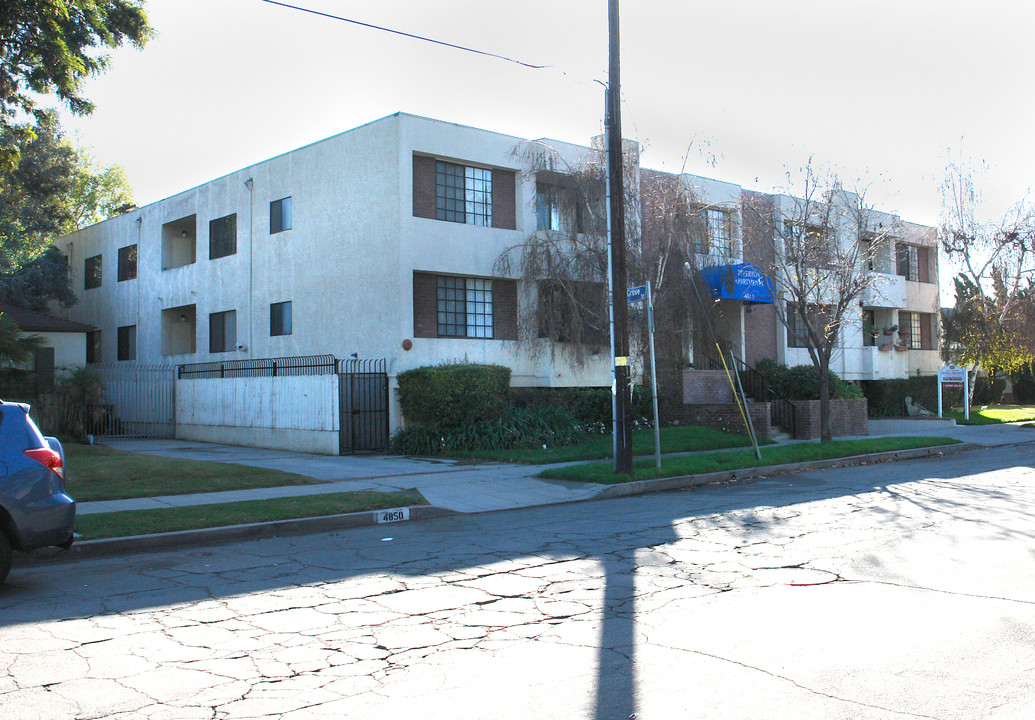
[437,276,493,338]
[412,272,516,340]
[209,310,237,353]
[117,325,136,361]
[85,254,102,289]
[86,330,101,363]
[270,301,292,336]
[862,309,877,347]
[786,306,809,348]
[270,197,292,234]
[210,214,237,259]
[538,280,607,345]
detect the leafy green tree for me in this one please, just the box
[0,0,152,170]
[0,312,46,370]
[0,111,133,308]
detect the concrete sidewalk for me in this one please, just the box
[79,418,1035,518]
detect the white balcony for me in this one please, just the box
[862,273,906,309]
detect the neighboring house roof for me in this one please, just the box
[0,304,95,333]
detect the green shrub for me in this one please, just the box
[860,376,944,417]
[1011,366,1035,404]
[388,404,583,455]
[396,363,510,428]
[754,359,860,401]
[511,387,611,424]
[510,382,655,428]
[973,376,1006,405]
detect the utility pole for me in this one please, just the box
[607,0,633,474]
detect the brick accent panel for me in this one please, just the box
[412,272,437,337]
[682,370,734,404]
[492,169,516,230]
[412,155,436,219]
[789,399,868,439]
[493,279,517,340]
[662,402,771,441]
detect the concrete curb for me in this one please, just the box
[594,442,979,500]
[33,505,455,563]
[23,440,978,563]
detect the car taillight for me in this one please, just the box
[24,447,64,480]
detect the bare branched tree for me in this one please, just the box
[744,161,898,442]
[940,159,1035,375]
[493,140,641,367]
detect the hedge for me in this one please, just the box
[396,363,510,428]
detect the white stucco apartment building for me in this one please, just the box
[56,113,940,450]
[57,113,618,446]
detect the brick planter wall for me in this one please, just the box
[789,398,868,439]
[662,402,771,441]
[682,370,734,404]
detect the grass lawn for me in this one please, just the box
[539,436,962,484]
[74,489,427,540]
[448,425,766,464]
[945,405,1035,425]
[63,443,323,502]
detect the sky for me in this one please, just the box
[57,0,1035,231]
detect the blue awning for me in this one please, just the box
[700,263,775,304]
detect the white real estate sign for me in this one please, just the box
[937,365,969,420]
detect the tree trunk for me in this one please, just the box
[818,357,832,443]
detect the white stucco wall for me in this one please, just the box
[175,375,338,454]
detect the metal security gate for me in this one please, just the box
[338,358,388,453]
[88,363,177,438]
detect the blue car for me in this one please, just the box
[0,400,76,586]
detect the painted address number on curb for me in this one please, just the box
[376,507,410,524]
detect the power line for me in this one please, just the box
[260,0,549,70]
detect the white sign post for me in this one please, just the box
[937,364,969,420]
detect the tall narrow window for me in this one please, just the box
[118,244,137,282]
[86,330,101,363]
[786,304,809,348]
[209,310,237,353]
[270,301,292,336]
[210,214,237,259]
[84,255,102,289]
[117,325,136,361]
[536,183,561,231]
[270,197,292,234]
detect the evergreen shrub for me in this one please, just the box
[396,363,510,428]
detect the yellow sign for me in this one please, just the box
[615,356,628,366]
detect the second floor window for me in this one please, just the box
[210,214,237,259]
[118,244,137,282]
[436,161,492,226]
[270,301,292,336]
[85,254,102,289]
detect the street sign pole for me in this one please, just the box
[646,282,661,470]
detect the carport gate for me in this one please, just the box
[338,358,389,453]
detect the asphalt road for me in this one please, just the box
[2,443,1034,719]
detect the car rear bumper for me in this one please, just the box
[17,493,76,551]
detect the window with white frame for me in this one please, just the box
[436,161,492,226]
[437,276,493,338]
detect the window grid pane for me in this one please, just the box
[437,276,467,336]
[706,209,730,252]
[910,313,922,350]
[436,162,467,223]
[466,278,493,338]
[465,167,492,227]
